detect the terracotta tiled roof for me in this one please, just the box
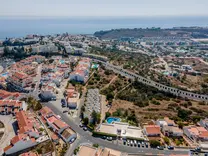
[3,145,12,152]
[11,134,27,145]
[199,131,208,138]
[20,152,39,156]
[53,120,68,129]
[145,125,160,135]
[40,106,53,116]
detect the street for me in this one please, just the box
[42,102,190,156]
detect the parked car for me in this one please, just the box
[123,140,126,145]
[79,123,83,128]
[130,140,134,146]
[138,143,140,148]
[157,146,164,150]
[145,142,149,148]
[62,103,66,107]
[167,146,174,150]
[134,140,137,146]
[127,140,130,146]
[61,99,66,105]
[83,127,87,131]
[107,137,113,141]
[102,136,107,140]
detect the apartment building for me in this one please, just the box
[7,71,33,92]
[69,58,91,83]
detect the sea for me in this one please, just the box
[0,16,208,40]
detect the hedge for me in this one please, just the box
[125,136,145,141]
[92,131,117,137]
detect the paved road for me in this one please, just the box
[42,102,190,156]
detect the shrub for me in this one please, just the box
[105,112,111,119]
[163,137,170,145]
[149,140,161,148]
[92,131,117,137]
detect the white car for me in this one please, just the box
[57,115,61,119]
[130,140,134,146]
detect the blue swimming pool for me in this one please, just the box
[60,60,65,64]
[106,117,121,124]
[1,72,9,77]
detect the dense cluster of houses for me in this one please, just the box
[39,56,72,101]
[69,58,91,83]
[6,55,45,93]
[4,110,49,155]
[39,106,77,143]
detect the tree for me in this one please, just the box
[81,106,85,112]
[97,113,101,124]
[149,140,161,148]
[178,121,184,129]
[177,108,192,121]
[91,110,98,125]
[106,92,114,101]
[163,137,170,145]
[83,117,89,125]
[105,112,111,119]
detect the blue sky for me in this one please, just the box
[0,0,208,17]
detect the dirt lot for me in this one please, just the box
[109,98,208,125]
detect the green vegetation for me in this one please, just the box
[117,80,175,108]
[112,108,138,126]
[177,108,192,121]
[91,110,101,125]
[73,146,80,155]
[34,140,54,155]
[93,144,99,148]
[105,112,111,119]
[149,140,161,148]
[92,131,117,137]
[22,97,42,111]
[83,117,89,125]
[163,137,170,145]
[172,137,185,146]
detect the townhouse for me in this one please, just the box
[183,126,208,142]
[0,100,26,115]
[39,106,77,143]
[65,85,79,109]
[156,117,183,137]
[0,89,21,100]
[4,110,49,155]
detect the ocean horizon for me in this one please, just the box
[0,16,208,40]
